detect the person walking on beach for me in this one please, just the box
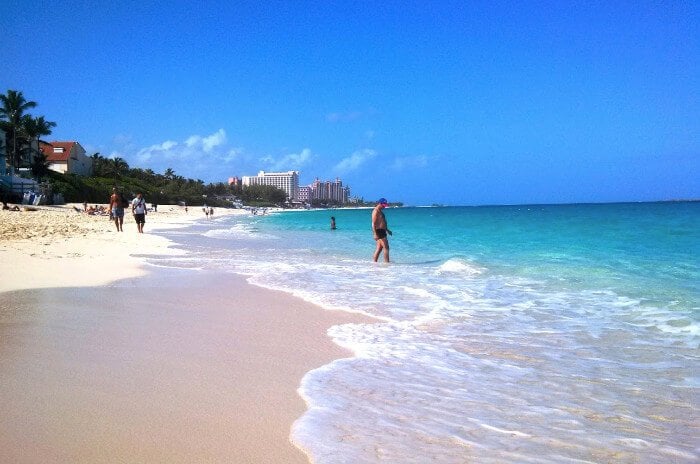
[109,188,124,232]
[372,198,392,262]
[132,192,147,233]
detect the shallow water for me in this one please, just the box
[151,202,699,463]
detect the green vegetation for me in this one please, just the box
[230,184,287,206]
[354,199,404,208]
[49,156,278,207]
[0,89,56,177]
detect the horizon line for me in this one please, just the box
[405,199,699,208]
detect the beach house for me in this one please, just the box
[40,141,93,176]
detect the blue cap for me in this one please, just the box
[378,198,388,205]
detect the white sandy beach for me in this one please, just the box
[0,203,207,293]
[0,203,367,463]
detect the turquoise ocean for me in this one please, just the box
[151,202,699,463]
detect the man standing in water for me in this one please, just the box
[372,198,392,262]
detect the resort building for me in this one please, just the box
[39,141,93,176]
[298,185,311,202]
[308,177,350,204]
[241,170,299,201]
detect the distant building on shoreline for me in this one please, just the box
[235,171,351,205]
[298,185,311,202]
[241,170,299,201]
[307,177,350,204]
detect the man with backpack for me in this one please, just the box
[132,192,147,233]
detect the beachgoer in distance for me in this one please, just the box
[109,188,125,232]
[330,216,336,230]
[2,201,20,211]
[372,198,392,262]
[132,192,147,233]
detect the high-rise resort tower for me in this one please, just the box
[241,170,299,201]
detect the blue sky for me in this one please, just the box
[2,0,698,205]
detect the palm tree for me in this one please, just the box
[163,167,176,180]
[105,157,129,182]
[0,90,37,173]
[23,115,56,144]
[23,115,56,173]
[91,152,108,177]
[30,150,51,181]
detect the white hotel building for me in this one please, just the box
[241,170,299,201]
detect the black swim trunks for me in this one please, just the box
[134,213,146,225]
[375,228,387,239]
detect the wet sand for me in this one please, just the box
[0,205,369,463]
[0,270,364,463]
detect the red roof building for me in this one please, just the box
[40,141,93,176]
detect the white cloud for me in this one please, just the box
[391,155,428,170]
[334,149,377,173]
[202,129,227,152]
[222,147,244,163]
[185,129,227,152]
[264,148,313,171]
[136,140,179,162]
[161,140,178,150]
[185,135,200,147]
[135,129,231,165]
[117,129,317,182]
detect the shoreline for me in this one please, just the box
[0,204,370,462]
